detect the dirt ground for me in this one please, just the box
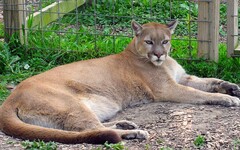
[1,101,240,150]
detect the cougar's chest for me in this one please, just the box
[162,57,186,83]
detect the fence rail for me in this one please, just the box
[26,0,85,28]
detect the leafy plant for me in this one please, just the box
[233,139,240,150]
[27,10,34,29]
[0,22,4,38]
[193,135,205,148]
[0,80,10,104]
[160,147,173,150]
[6,140,15,144]
[0,42,21,74]
[104,141,125,150]
[145,144,151,150]
[21,140,57,150]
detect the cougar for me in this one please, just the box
[0,20,240,144]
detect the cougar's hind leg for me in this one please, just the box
[66,96,149,141]
[64,107,149,141]
[63,102,105,132]
[64,104,148,141]
[18,99,105,132]
[103,120,138,130]
[64,94,122,131]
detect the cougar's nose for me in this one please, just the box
[153,52,163,58]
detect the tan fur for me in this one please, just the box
[0,20,240,144]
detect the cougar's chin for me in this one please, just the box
[152,60,163,66]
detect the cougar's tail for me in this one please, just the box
[0,107,121,144]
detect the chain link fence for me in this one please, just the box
[2,0,238,64]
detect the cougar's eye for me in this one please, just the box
[162,40,169,44]
[145,40,153,45]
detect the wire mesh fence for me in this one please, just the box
[2,0,238,66]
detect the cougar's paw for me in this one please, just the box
[220,81,240,97]
[233,90,240,98]
[121,130,149,140]
[115,120,138,130]
[228,96,240,106]
[206,96,240,107]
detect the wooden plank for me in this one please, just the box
[235,45,240,51]
[26,0,86,28]
[197,1,210,59]
[3,0,26,43]
[234,45,240,55]
[227,0,238,57]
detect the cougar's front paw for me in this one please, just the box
[116,120,138,130]
[205,95,240,107]
[221,96,240,106]
[220,81,240,97]
[121,130,149,140]
[228,96,240,106]
[233,90,240,98]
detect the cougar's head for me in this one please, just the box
[131,20,178,66]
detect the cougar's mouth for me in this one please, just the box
[149,54,166,66]
[152,60,163,66]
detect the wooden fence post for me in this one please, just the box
[197,0,220,62]
[3,0,26,44]
[227,0,239,56]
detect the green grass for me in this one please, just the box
[193,135,205,148]
[103,141,125,150]
[160,147,173,150]
[21,140,57,150]
[233,139,240,150]
[0,22,4,38]
[20,141,124,150]
[52,0,198,37]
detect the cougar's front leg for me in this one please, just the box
[179,75,240,98]
[155,81,240,107]
[103,120,138,130]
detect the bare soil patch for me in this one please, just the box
[1,102,240,150]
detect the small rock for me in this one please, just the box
[170,111,185,116]
[126,117,132,120]
[199,106,205,111]
[183,121,188,126]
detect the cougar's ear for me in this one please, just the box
[166,20,178,34]
[131,20,143,36]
